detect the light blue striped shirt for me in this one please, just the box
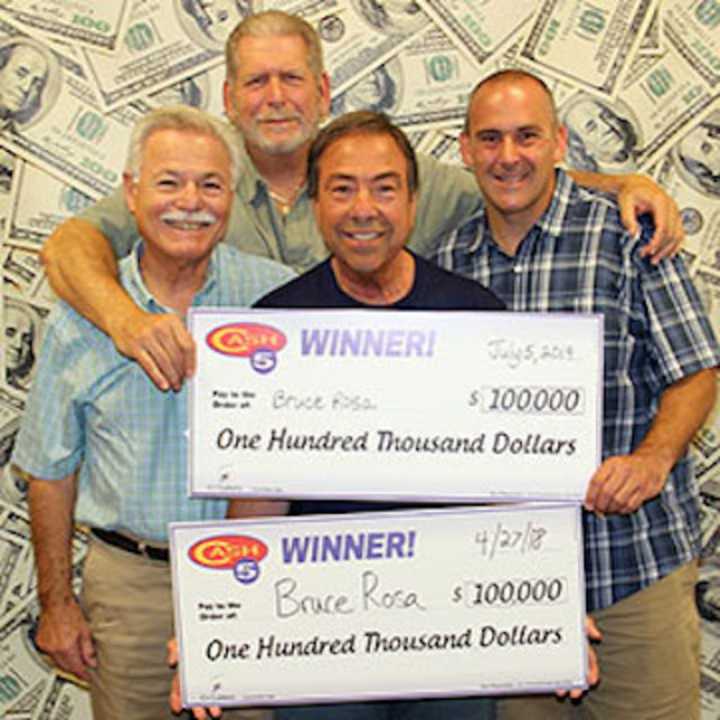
[12,241,295,541]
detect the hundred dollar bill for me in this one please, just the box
[653,112,720,265]
[0,21,138,199]
[2,294,49,398]
[135,64,227,118]
[559,38,719,174]
[693,265,720,357]
[80,0,239,112]
[417,0,537,69]
[519,0,658,99]
[330,25,478,129]
[0,530,30,622]
[0,149,17,236]
[0,390,25,508]
[637,7,662,56]
[485,36,577,109]
[0,1,131,54]
[264,0,431,94]
[0,605,52,717]
[414,129,464,166]
[3,249,45,303]
[32,675,92,720]
[663,0,720,89]
[4,162,93,253]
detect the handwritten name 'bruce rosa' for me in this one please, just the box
[215,428,578,456]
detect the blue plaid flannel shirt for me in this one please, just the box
[435,169,720,612]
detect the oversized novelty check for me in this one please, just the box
[189,310,602,502]
[171,503,587,707]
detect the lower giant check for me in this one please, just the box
[171,504,587,707]
[189,310,602,501]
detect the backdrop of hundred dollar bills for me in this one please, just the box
[0,0,718,716]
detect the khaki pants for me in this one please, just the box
[82,536,271,720]
[499,561,700,720]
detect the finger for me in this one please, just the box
[585,616,602,642]
[583,465,607,511]
[584,463,614,512]
[136,349,171,392]
[640,223,664,259]
[587,646,600,687]
[653,213,684,262]
[54,647,91,681]
[144,339,185,392]
[620,202,640,245]
[591,476,623,514]
[79,631,97,668]
[169,323,197,381]
[167,638,178,667]
[169,672,184,714]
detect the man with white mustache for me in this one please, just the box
[11,106,293,720]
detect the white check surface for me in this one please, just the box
[189,309,602,501]
[171,504,586,707]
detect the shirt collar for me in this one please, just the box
[236,142,266,206]
[120,240,219,313]
[459,168,576,255]
[235,140,309,208]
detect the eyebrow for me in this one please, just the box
[325,171,402,182]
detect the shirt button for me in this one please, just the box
[513,264,523,273]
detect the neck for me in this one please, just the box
[331,250,415,306]
[246,141,309,193]
[485,191,555,257]
[139,248,210,314]
[486,212,530,256]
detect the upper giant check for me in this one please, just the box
[171,504,587,706]
[189,310,602,501]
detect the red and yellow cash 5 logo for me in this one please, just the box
[189,535,268,570]
[206,323,286,357]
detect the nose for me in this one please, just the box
[17,75,34,97]
[266,75,285,105]
[498,135,519,163]
[177,181,202,209]
[349,187,377,221]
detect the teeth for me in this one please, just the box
[165,221,210,230]
[347,232,380,240]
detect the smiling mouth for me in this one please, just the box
[164,220,213,230]
[342,229,384,242]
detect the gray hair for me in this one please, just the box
[124,105,241,185]
[225,10,325,86]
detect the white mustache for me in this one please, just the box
[161,210,217,224]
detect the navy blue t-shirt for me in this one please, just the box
[254,252,504,515]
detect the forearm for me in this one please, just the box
[27,473,77,611]
[568,169,635,194]
[226,499,289,518]
[42,219,141,337]
[634,368,717,470]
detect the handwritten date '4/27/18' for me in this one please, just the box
[475,521,547,560]
[468,386,585,414]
